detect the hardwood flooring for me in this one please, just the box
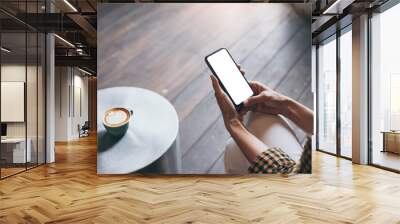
[1,163,45,179]
[98,4,312,173]
[1,135,400,223]
[0,167,25,178]
[372,151,400,171]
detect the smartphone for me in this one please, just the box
[205,48,254,110]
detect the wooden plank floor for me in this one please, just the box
[98,4,312,173]
[0,135,400,223]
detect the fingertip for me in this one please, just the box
[210,75,217,90]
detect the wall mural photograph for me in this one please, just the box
[97,3,313,174]
[3,0,400,223]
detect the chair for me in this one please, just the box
[78,121,90,138]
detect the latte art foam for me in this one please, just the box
[104,109,130,127]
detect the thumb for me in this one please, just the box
[244,94,265,107]
[210,75,223,96]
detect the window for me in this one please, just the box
[0,1,47,179]
[317,25,353,159]
[317,36,337,154]
[370,2,400,171]
[339,28,352,158]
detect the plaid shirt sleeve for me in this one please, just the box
[248,137,312,174]
[248,147,296,174]
[296,137,312,174]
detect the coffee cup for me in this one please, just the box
[103,107,133,136]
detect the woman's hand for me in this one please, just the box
[238,65,314,135]
[236,65,290,117]
[242,81,290,116]
[210,75,243,129]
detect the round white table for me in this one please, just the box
[97,87,180,174]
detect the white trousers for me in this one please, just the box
[224,112,304,174]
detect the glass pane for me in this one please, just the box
[340,29,352,158]
[317,37,337,154]
[27,31,38,169]
[38,33,45,165]
[371,3,400,171]
[26,0,38,169]
[1,30,27,177]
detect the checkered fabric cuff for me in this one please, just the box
[248,147,296,174]
[296,137,312,174]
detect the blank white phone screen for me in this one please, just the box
[207,49,253,105]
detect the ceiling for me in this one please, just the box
[0,0,394,73]
[0,0,97,73]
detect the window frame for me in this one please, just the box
[367,0,400,173]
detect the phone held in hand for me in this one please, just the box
[205,48,254,110]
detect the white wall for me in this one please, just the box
[54,67,89,141]
[72,73,89,138]
[1,64,46,163]
[55,67,69,141]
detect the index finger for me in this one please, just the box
[237,64,245,76]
